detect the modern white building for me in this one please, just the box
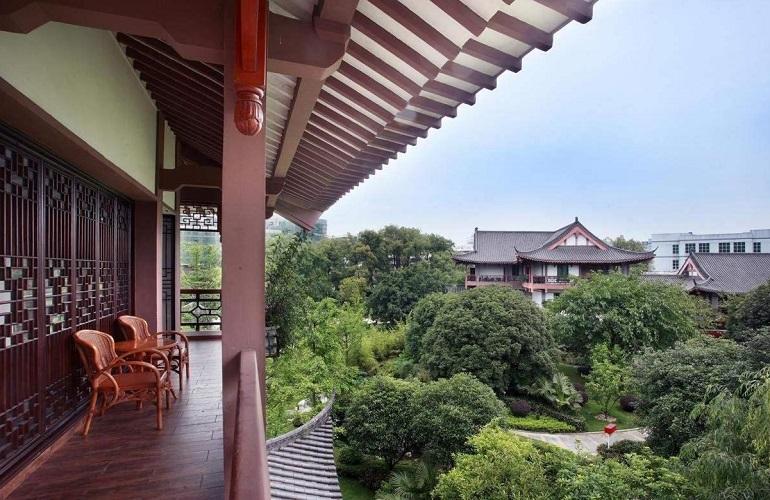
[647,229,770,273]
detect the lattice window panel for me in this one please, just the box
[179,203,219,232]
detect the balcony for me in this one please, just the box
[465,274,528,286]
[522,275,572,290]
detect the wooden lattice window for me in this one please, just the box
[179,204,219,232]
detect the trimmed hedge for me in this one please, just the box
[528,400,587,432]
[619,394,640,412]
[497,415,576,433]
[508,398,532,417]
[335,445,390,490]
[597,439,647,460]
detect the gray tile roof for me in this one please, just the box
[688,253,770,294]
[454,220,654,265]
[642,273,700,291]
[516,245,655,264]
[267,401,342,500]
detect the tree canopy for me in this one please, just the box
[547,272,712,358]
[727,279,770,334]
[419,286,558,394]
[603,235,648,252]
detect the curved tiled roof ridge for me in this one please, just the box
[267,397,342,500]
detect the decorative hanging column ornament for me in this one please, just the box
[234,0,268,135]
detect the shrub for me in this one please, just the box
[619,394,640,412]
[412,373,505,466]
[586,343,631,418]
[421,286,558,394]
[527,401,586,432]
[335,453,390,490]
[432,426,576,499]
[597,440,647,461]
[507,398,532,417]
[577,365,591,377]
[405,292,455,361]
[336,444,363,466]
[497,415,576,433]
[521,372,582,411]
[343,376,419,469]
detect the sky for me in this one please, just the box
[319,0,770,248]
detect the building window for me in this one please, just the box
[754,242,762,253]
[672,259,679,270]
[685,243,696,254]
[698,243,710,253]
[719,242,730,253]
[672,244,679,255]
[734,242,746,253]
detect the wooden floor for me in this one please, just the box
[9,341,225,500]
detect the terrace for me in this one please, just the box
[0,0,595,497]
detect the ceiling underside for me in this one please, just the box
[117,0,595,225]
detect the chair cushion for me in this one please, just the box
[97,371,164,390]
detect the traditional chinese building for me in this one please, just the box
[0,0,597,497]
[455,219,654,305]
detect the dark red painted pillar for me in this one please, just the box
[221,0,270,497]
[133,198,162,331]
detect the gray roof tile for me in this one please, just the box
[688,253,770,294]
[267,402,342,499]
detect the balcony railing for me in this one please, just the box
[467,275,528,283]
[531,276,571,284]
[180,288,222,331]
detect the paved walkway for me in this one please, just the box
[513,428,646,454]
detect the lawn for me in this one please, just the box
[340,477,375,500]
[560,364,639,432]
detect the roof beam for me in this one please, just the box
[488,11,553,51]
[367,0,458,59]
[533,0,593,24]
[461,40,522,72]
[429,0,486,36]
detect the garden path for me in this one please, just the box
[513,428,646,454]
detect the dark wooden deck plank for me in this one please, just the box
[9,341,225,500]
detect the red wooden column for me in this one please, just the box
[133,199,162,331]
[221,0,270,497]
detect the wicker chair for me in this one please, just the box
[117,315,190,391]
[73,330,171,436]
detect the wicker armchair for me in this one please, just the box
[73,330,171,436]
[117,315,190,391]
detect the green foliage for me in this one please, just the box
[432,427,573,500]
[586,343,632,417]
[421,286,557,394]
[680,371,770,499]
[556,451,694,499]
[339,276,368,306]
[521,372,582,411]
[344,377,419,469]
[376,460,437,500]
[366,262,449,325]
[604,235,648,252]
[496,415,576,433]
[547,272,712,358]
[412,374,505,466]
[597,439,648,461]
[727,279,770,333]
[336,450,391,491]
[180,240,221,289]
[632,336,750,456]
[526,400,587,432]
[404,292,454,360]
[356,327,406,375]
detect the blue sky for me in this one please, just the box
[321,0,770,247]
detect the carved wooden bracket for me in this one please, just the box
[234,0,268,135]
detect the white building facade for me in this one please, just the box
[647,229,770,273]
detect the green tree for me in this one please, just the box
[180,240,221,289]
[604,235,648,252]
[412,374,505,466]
[556,451,693,499]
[377,460,437,500]
[681,369,770,499]
[586,343,631,418]
[727,279,770,333]
[432,427,573,500]
[632,336,750,456]
[404,292,456,361]
[367,262,449,324]
[339,276,367,306]
[344,376,419,470]
[421,286,557,394]
[547,272,712,358]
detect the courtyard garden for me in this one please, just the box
[263,228,770,499]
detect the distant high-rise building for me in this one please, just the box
[265,216,327,241]
[647,229,770,273]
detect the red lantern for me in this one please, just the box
[604,423,617,435]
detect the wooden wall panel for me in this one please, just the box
[0,126,133,478]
